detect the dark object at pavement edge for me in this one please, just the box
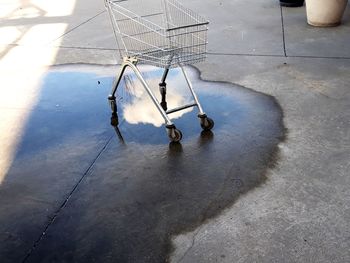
[280,0,304,7]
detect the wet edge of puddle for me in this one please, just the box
[165,66,288,260]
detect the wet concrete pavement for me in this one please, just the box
[1,65,284,262]
[0,67,114,262]
[1,0,350,262]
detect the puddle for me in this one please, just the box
[109,67,247,145]
[1,65,285,263]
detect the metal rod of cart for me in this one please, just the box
[105,0,214,142]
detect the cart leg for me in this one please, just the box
[180,65,204,115]
[159,86,167,111]
[180,65,214,131]
[110,111,125,144]
[127,62,172,125]
[126,59,182,142]
[108,62,128,113]
[159,68,169,111]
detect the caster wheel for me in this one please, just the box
[108,96,117,113]
[110,113,119,127]
[159,86,166,96]
[167,128,182,143]
[200,117,214,131]
[160,101,167,111]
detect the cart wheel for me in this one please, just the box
[167,128,182,142]
[159,86,166,96]
[200,117,214,131]
[108,95,117,112]
[110,113,119,127]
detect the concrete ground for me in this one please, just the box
[1,0,350,262]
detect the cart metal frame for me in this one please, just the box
[105,0,214,142]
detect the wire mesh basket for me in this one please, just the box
[105,0,209,68]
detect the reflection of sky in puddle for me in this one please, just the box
[117,67,194,127]
[111,66,251,145]
[19,65,251,147]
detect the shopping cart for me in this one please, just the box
[105,0,214,142]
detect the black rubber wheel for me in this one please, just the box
[168,128,182,142]
[159,86,166,96]
[200,117,214,131]
[110,114,119,127]
[108,97,117,113]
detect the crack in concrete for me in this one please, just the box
[176,226,203,263]
[49,10,106,44]
[21,134,114,263]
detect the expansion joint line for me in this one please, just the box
[280,5,287,57]
[21,134,114,263]
[50,10,106,43]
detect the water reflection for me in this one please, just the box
[198,130,214,145]
[168,141,183,156]
[110,112,125,144]
[116,68,194,127]
[109,66,245,145]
